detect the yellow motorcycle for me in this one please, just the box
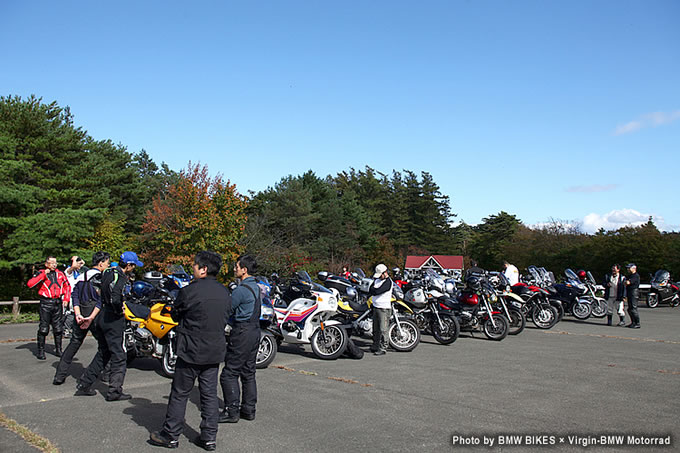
[124,300,178,377]
[334,285,420,352]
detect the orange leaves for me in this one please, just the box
[141,162,248,272]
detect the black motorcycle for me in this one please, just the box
[647,270,680,308]
[547,269,593,320]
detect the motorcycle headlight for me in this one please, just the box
[261,306,274,317]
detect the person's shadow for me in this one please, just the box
[124,390,203,445]
[15,341,59,359]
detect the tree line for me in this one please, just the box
[2,96,678,299]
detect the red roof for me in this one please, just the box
[405,255,463,270]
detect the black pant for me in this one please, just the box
[162,358,220,441]
[78,307,127,398]
[627,290,640,325]
[54,321,90,380]
[220,323,259,416]
[38,298,64,337]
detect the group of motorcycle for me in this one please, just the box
[119,263,679,377]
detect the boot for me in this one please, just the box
[37,335,46,360]
[606,315,612,326]
[54,334,63,357]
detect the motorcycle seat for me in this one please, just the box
[349,299,369,312]
[127,302,151,320]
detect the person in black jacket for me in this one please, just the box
[150,251,231,451]
[625,263,641,328]
[219,254,261,424]
[603,264,626,327]
[75,251,143,401]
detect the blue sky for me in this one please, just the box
[2,1,679,232]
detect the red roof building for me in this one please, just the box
[404,255,464,275]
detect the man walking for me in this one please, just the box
[603,264,626,327]
[75,251,143,400]
[503,261,520,286]
[53,252,110,385]
[369,263,393,356]
[150,251,231,451]
[219,255,261,423]
[27,256,71,360]
[625,263,641,329]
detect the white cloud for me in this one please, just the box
[582,208,666,233]
[614,110,680,135]
[566,184,618,193]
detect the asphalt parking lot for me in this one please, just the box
[1,307,678,453]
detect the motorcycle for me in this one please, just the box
[647,270,680,308]
[488,272,526,335]
[548,269,594,320]
[124,274,180,377]
[335,284,421,352]
[439,271,510,341]
[251,277,278,369]
[401,269,460,344]
[511,266,563,325]
[269,271,348,360]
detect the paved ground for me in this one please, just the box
[0,307,678,452]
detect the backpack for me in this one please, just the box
[75,270,102,317]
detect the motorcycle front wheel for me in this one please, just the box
[532,305,558,329]
[388,319,420,351]
[507,308,526,335]
[646,293,659,308]
[572,302,592,320]
[482,314,508,341]
[430,313,460,345]
[310,325,348,360]
[256,333,278,369]
[590,299,607,318]
[161,341,176,378]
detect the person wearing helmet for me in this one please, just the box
[76,251,143,401]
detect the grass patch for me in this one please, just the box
[0,411,60,453]
[0,313,39,324]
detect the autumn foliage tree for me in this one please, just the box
[141,163,248,273]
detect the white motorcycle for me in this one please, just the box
[269,271,348,360]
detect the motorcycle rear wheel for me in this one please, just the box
[310,325,348,360]
[670,295,680,307]
[532,305,558,329]
[482,314,508,341]
[646,293,659,308]
[256,333,278,369]
[430,313,460,345]
[507,308,526,335]
[572,302,592,320]
[388,319,420,351]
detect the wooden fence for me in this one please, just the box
[0,298,40,319]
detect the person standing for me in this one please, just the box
[369,263,393,356]
[219,255,261,424]
[75,251,143,400]
[27,256,71,360]
[603,264,626,327]
[625,263,641,328]
[63,256,86,337]
[150,251,231,451]
[503,261,520,286]
[53,252,110,385]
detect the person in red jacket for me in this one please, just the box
[27,256,72,360]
